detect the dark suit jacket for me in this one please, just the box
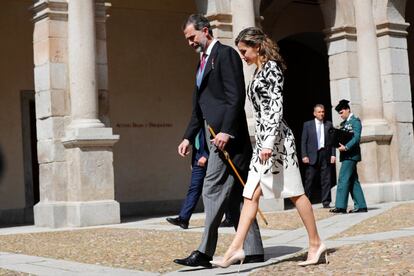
[183,41,252,171]
[301,120,335,165]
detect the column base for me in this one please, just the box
[34,200,120,228]
[331,180,414,206]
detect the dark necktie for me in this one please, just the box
[200,54,207,71]
[196,53,207,88]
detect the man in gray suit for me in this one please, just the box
[301,104,336,208]
[174,14,264,267]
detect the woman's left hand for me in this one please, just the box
[259,148,272,162]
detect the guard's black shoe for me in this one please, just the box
[173,250,212,267]
[166,217,189,229]
[329,208,347,214]
[349,208,368,213]
[219,219,234,227]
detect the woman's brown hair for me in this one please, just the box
[235,27,286,71]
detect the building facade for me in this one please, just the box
[0,0,413,228]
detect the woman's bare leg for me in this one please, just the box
[290,194,322,260]
[223,184,263,260]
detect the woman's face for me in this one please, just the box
[237,41,260,66]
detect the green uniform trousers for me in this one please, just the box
[335,160,367,209]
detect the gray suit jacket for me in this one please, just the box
[301,120,335,165]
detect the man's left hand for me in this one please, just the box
[330,156,336,164]
[211,132,230,150]
[198,156,207,167]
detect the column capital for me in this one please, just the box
[376,21,410,38]
[31,0,68,22]
[62,127,119,148]
[206,13,233,40]
[361,120,393,143]
[324,26,357,42]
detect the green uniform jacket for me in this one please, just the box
[339,114,362,162]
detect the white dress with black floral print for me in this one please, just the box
[243,60,304,199]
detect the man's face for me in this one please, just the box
[183,24,209,53]
[338,108,350,120]
[313,107,325,121]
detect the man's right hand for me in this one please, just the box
[302,157,309,164]
[178,139,191,157]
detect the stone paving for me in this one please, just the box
[172,207,334,230]
[0,201,413,275]
[0,268,29,275]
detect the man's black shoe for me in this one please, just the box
[166,217,189,229]
[322,202,331,208]
[349,207,368,213]
[219,219,234,228]
[173,250,212,267]
[329,208,347,214]
[236,254,264,264]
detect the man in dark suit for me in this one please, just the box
[166,128,209,229]
[175,14,264,267]
[166,128,234,230]
[301,104,336,208]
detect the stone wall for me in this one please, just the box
[107,0,199,211]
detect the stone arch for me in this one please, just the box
[259,0,334,203]
[373,0,406,24]
[258,1,331,132]
[320,0,354,29]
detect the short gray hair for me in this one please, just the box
[182,14,213,36]
[313,104,325,111]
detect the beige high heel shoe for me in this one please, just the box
[210,249,245,272]
[298,243,329,266]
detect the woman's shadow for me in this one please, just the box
[212,246,337,275]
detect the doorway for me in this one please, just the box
[21,90,39,213]
[278,32,335,204]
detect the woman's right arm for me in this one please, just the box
[260,61,284,150]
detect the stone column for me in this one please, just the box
[325,26,360,128]
[32,0,70,227]
[33,0,120,228]
[231,0,256,135]
[377,21,414,186]
[96,1,111,127]
[67,0,103,129]
[353,0,392,183]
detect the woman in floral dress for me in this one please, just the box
[211,27,327,269]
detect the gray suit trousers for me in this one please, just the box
[198,125,264,257]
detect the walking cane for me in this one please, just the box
[207,126,269,225]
